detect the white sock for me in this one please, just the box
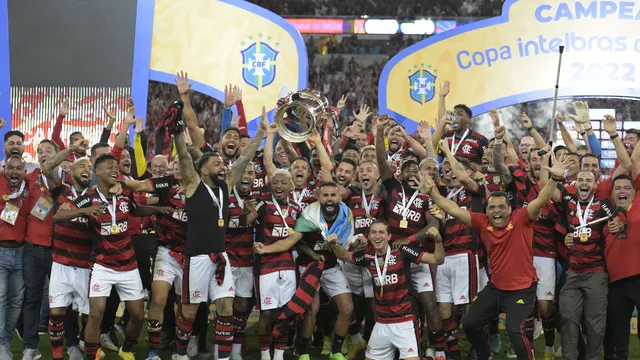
[545,345,554,354]
[350,332,363,344]
[261,349,271,359]
[436,350,446,358]
[232,343,242,355]
[273,349,285,360]
[214,344,219,360]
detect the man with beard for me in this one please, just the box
[434,81,488,171]
[0,156,30,359]
[555,168,614,360]
[335,158,357,189]
[225,162,259,360]
[375,117,443,359]
[54,154,167,360]
[171,103,267,360]
[250,170,300,360]
[423,153,566,360]
[328,221,445,360]
[20,139,83,360]
[255,182,356,360]
[341,160,383,358]
[42,146,98,360]
[436,141,486,360]
[51,97,89,162]
[602,172,640,359]
[1,130,39,173]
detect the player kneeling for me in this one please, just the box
[328,221,444,360]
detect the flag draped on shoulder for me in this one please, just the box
[294,202,354,247]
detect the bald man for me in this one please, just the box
[518,136,536,163]
[150,155,169,178]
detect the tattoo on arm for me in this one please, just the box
[175,132,199,187]
[493,142,512,184]
[376,126,391,179]
[227,129,266,188]
[43,148,73,184]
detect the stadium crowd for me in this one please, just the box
[3,69,640,360]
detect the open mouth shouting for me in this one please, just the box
[239,178,252,192]
[491,214,505,227]
[321,201,337,215]
[8,173,21,186]
[360,174,372,188]
[578,186,591,200]
[617,192,629,207]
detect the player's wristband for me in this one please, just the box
[579,131,586,137]
[584,126,593,132]
[610,133,619,140]
[551,175,564,183]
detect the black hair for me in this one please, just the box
[553,145,568,155]
[69,131,83,143]
[487,191,510,204]
[343,143,359,153]
[401,150,418,160]
[579,152,600,167]
[626,129,640,137]
[222,127,241,138]
[400,159,419,171]
[91,142,110,157]
[93,154,117,168]
[338,157,357,170]
[4,130,24,143]
[291,156,310,167]
[612,174,634,189]
[454,104,472,118]
[319,181,339,191]
[38,139,60,153]
[195,152,221,175]
[240,134,251,139]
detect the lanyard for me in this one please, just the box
[292,188,308,208]
[447,186,464,201]
[70,185,88,200]
[387,149,402,162]
[96,189,117,227]
[5,180,26,200]
[375,246,391,297]
[576,196,595,227]
[232,186,244,209]
[450,129,470,155]
[401,186,420,221]
[271,195,291,230]
[203,181,224,220]
[362,189,373,216]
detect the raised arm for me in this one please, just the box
[226,106,267,189]
[492,124,513,185]
[174,129,200,197]
[175,71,205,150]
[309,128,333,183]
[115,107,136,151]
[263,123,279,181]
[413,227,444,265]
[420,172,471,227]
[397,126,427,158]
[521,112,546,148]
[440,139,479,191]
[556,114,578,153]
[603,114,631,170]
[437,80,450,125]
[417,120,437,160]
[52,97,69,150]
[375,117,393,180]
[528,158,566,220]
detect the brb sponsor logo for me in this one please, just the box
[373,273,398,286]
[408,66,437,105]
[241,33,280,90]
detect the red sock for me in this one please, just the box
[443,316,460,354]
[147,319,162,350]
[84,341,100,359]
[233,309,250,345]
[431,330,445,353]
[48,313,65,360]
[259,334,271,351]
[215,315,234,359]
[175,315,194,356]
[274,334,288,350]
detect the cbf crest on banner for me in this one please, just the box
[379,0,640,132]
[130,0,307,132]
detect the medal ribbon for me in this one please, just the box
[271,195,291,231]
[450,128,470,155]
[576,196,595,227]
[375,246,391,297]
[232,186,244,209]
[362,189,373,216]
[96,189,117,229]
[5,180,26,200]
[401,186,420,221]
[203,181,224,220]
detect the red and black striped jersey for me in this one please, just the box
[382,177,432,245]
[74,188,138,271]
[255,196,301,274]
[52,182,93,269]
[151,176,187,253]
[252,150,267,195]
[511,170,562,258]
[442,129,488,165]
[225,188,261,268]
[438,181,485,255]
[289,186,316,211]
[352,244,422,324]
[559,187,614,273]
[482,168,518,208]
[347,188,384,236]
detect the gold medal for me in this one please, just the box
[218,218,225,227]
[110,225,119,235]
[579,233,589,242]
[366,213,372,219]
[380,287,384,297]
[289,229,295,235]
[2,195,8,201]
[399,219,408,229]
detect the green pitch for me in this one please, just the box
[11,324,640,359]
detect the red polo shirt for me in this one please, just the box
[24,169,56,247]
[471,208,538,291]
[0,175,30,244]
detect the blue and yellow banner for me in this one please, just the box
[379,0,640,130]
[131,0,307,129]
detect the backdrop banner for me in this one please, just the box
[379,0,640,131]
[131,0,308,133]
